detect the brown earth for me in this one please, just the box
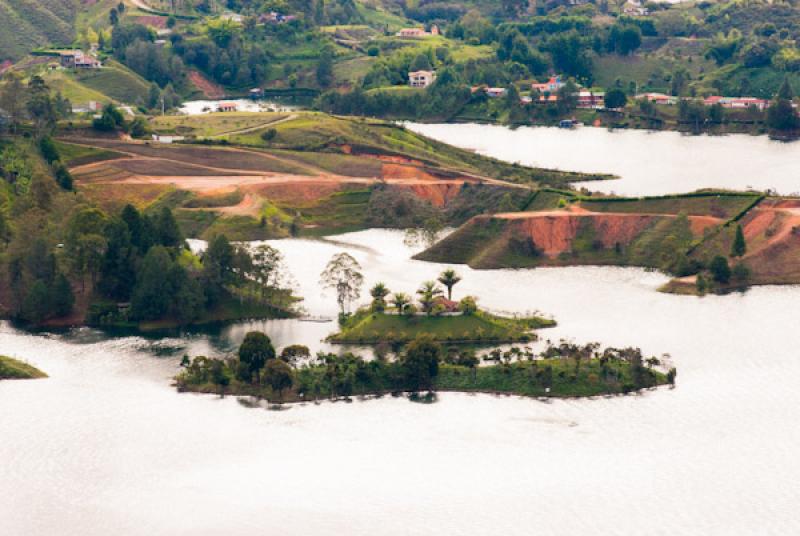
[188,71,225,99]
[737,199,800,282]
[494,210,722,258]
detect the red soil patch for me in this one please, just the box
[495,211,722,258]
[381,163,474,184]
[395,182,463,208]
[247,181,344,206]
[129,15,167,28]
[188,71,225,99]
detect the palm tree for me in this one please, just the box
[370,282,390,311]
[416,280,443,314]
[437,268,462,301]
[392,292,411,314]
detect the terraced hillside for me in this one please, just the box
[0,0,76,61]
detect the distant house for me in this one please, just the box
[396,25,439,38]
[531,75,565,94]
[72,101,103,114]
[486,87,508,98]
[704,95,769,111]
[249,88,264,99]
[577,90,605,109]
[151,134,185,144]
[409,70,437,88]
[258,11,297,24]
[217,102,238,112]
[60,50,101,69]
[623,0,649,16]
[636,92,677,105]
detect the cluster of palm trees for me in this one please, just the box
[369,269,463,315]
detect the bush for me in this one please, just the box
[458,296,477,315]
[732,263,750,282]
[261,128,277,142]
[710,255,731,284]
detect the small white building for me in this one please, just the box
[152,134,185,144]
[408,70,437,88]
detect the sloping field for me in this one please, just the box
[579,193,760,220]
[70,140,311,175]
[73,62,151,104]
[417,209,723,269]
[0,0,75,61]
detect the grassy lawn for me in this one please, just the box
[72,61,151,104]
[330,310,555,344]
[54,140,124,167]
[580,192,761,219]
[152,112,290,138]
[0,355,47,380]
[43,71,111,105]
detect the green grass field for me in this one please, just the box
[580,193,761,219]
[330,310,554,344]
[0,355,47,379]
[72,61,151,104]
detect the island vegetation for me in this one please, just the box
[0,355,47,380]
[326,265,555,344]
[177,329,675,402]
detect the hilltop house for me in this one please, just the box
[409,70,437,88]
[71,101,103,114]
[397,25,439,38]
[60,50,101,69]
[531,75,565,94]
[486,87,508,98]
[258,12,297,24]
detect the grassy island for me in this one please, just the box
[329,309,555,344]
[176,331,675,403]
[0,356,47,380]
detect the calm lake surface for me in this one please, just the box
[406,122,800,196]
[2,229,800,535]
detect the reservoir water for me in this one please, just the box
[2,229,799,535]
[406,122,800,197]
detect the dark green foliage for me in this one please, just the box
[766,78,800,131]
[604,88,627,109]
[263,359,294,400]
[38,136,59,164]
[731,224,746,257]
[92,104,125,132]
[51,273,75,317]
[239,331,276,383]
[98,218,137,300]
[401,335,442,392]
[21,280,50,323]
[607,24,642,56]
[54,164,73,191]
[130,246,174,319]
[710,255,731,284]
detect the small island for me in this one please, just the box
[177,264,675,404]
[0,356,47,380]
[176,332,674,403]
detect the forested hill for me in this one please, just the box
[0,0,77,61]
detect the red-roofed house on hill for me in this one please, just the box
[60,50,101,69]
[531,75,565,93]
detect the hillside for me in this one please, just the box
[415,191,800,292]
[0,0,76,61]
[56,111,612,239]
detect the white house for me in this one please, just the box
[408,70,437,88]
